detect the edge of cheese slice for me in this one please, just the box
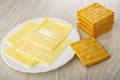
[3,46,39,68]
[6,21,37,45]
[16,38,70,66]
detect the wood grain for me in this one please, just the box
[0,0,120,80]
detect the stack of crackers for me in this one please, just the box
[77,3,114,38]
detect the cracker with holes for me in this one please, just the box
[77,2,114,38]
[70,37,110,66]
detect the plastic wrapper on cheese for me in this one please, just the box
[25,18,72,51]
[3,47,39,68]
[17,38,70,65]
[6,21,37,45]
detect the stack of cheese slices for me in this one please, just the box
[4,18,72,68]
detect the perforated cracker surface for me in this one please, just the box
[70,37,110,66]
[77,3,114,24]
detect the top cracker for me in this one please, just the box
[77,3,114,24]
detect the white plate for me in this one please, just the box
[0,17,80,73]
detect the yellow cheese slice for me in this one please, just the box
[4,47,39,68]
[6,21,37,45]
[17,38,70,65]
[25,18,72,51]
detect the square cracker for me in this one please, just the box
[70,37,110,66]
[77,2,114,24]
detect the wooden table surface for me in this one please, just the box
[0,0,120,80]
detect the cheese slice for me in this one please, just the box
[17,38,70,65]
[6,21,37,45]
[4,47,39,68]
[25,18,72,51]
